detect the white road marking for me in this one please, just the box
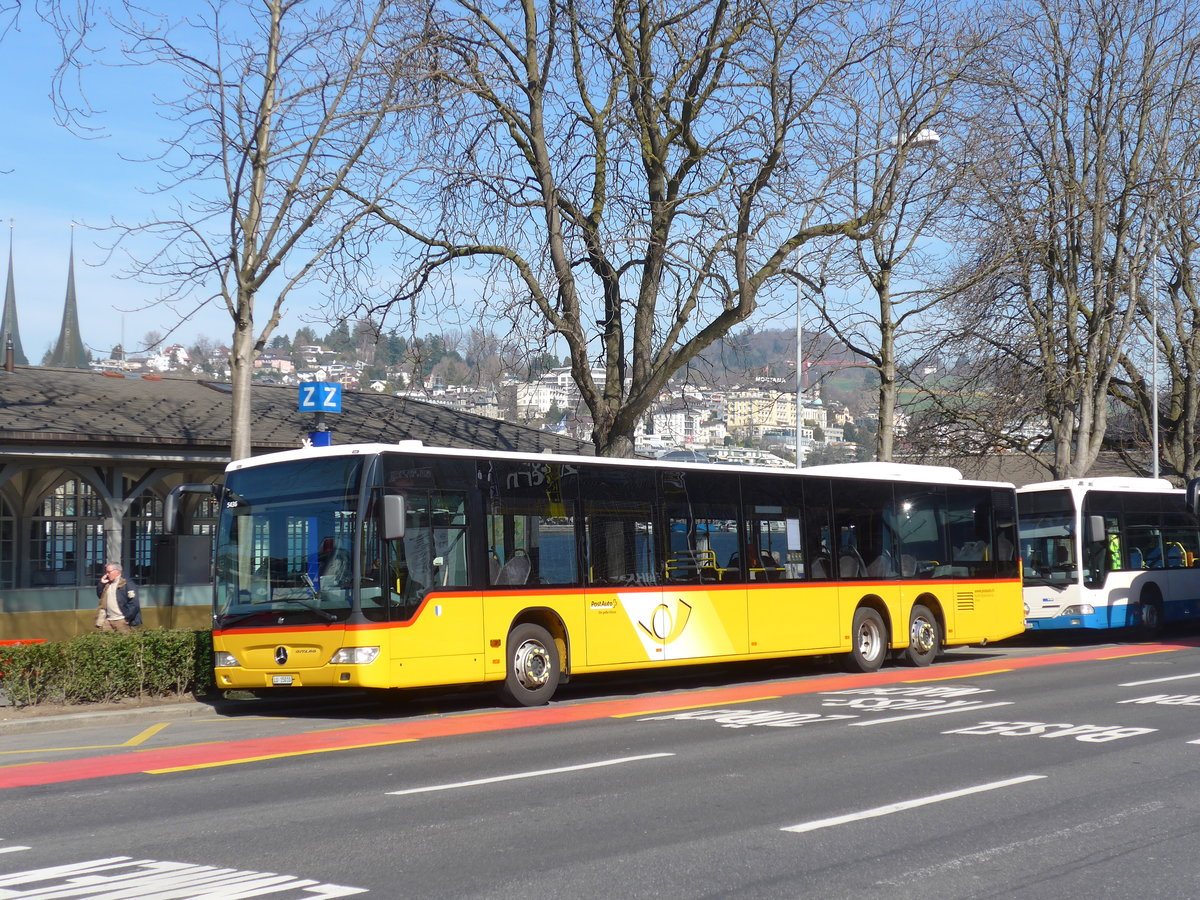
[781,775,1047,834]
[1119,671,1200,687]
[849,701,1014,726]
[0,856,365,897]
[0,845,29,855]
[387,752,674,796]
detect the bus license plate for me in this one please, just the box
[272,675,294,685]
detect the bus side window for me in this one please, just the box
[580,469,659,587]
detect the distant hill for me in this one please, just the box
[689,327,869,383]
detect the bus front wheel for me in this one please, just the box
[847,607,887,672]
[498,623,561,707]
[904,604,941,667]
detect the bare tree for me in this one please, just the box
[60,0,426,458]
[801,4,988,461]
[945,0,1195,479]
[351,0,961,457]
[1113,148,1200,481]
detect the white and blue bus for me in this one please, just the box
[1018,477,1200,632]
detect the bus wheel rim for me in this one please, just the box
[514,639,551,689]
[911,618,935,654]
[858,621,881,659]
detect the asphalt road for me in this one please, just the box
[3,634,1200,899]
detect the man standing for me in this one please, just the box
[95,562,142,632]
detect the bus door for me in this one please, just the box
[377,486,483,677]
[582,474,666,666]
[742,475,838,653]
[659,471,746,662]
[831,480,902,634]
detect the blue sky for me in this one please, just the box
[0,14,308,362]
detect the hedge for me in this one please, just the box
[0,629,214,708]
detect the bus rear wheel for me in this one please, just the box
[847,607,887,672]
[904,604,941,667]
[498,623,561,707]
[1139,588,1164,638]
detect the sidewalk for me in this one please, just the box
[0,689,377,735]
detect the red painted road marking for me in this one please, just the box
[2,639,1196,790]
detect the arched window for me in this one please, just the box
[29,478,104,587]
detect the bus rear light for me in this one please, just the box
[214,651,240,668]
[330,646,380,665]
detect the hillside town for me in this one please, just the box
[86,324,877,466]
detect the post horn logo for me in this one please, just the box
[638,598,693,644]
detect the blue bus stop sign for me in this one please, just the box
[298,382,342,413]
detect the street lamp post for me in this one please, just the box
[795,277,804,467]
[793,127,941,470]
[1151,257,1159,480]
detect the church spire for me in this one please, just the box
[1,223,28,367]
[46,226,90,369]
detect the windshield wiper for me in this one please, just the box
[215,610,275,628]
[283,580,338,622]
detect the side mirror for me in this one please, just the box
[1188,478,1200,518]
[1084,514,1107,544]
[383,494,406,540]
[163,483,224,535]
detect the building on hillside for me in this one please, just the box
[639,402,727,450]
[515,367,608,420]
[253,349,295,375]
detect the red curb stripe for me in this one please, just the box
[3,638,1197,790]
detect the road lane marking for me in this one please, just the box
[0,723,171,757]
[0,856,366,897]
[1120,671,1200,686]
[903,669,1012,682]
[145,737,419,774]
[849,701,1014,726]
[610,696,780,718]
[781,774,1047,834]
[123,723,171,746]
[1098,647,1181,660]
[387,752,674,796]
[0,843,30,854]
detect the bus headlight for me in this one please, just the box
[1060,605,1095,617]
[330,646,380,665]
[214,651,240,668]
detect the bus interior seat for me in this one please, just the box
[495,550,531,585]
[810,555,831,579]
[1166,542,1185,568]
[1129,547,1144,568]
[900,554,917,577]
[489,555,501,582]
[867,553,894,577]
[839,553,866,578]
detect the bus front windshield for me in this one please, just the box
[1018,490,1077,587]
[215,456,363,626]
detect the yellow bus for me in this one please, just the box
[202,442,1024,706]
